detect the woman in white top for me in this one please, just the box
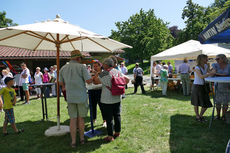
[34,67,43,98]
[1,69,12,88]
[150,61,157,90]
[191,54,214,122]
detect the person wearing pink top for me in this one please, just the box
[43,67,51,97]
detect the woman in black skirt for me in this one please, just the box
[191,54,214,122]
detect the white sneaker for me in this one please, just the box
[25,101,30,104]
[102,122,107,128]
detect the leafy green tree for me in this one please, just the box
[0,11,17,28]
[173,0,230,45]
[110,9,173,63]
[209,0,230,19]
[179,0,210,42]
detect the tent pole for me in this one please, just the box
[56,34,61,130]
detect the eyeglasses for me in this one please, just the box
[215,58,220,61]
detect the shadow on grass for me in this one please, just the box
[169,114,230,153]
[0,119,106,153]
[126,89,191,102]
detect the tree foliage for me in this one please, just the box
[175,0,230,45]
[209,0,230,19]
[110,9,173,63]
[0,11,17,28]
[175,0,212,44]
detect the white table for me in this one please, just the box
[205,77,230,128]
[153,77,194,81]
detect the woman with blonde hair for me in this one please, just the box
[212,54,230,120]
[191,54,214,122]
[34,67,43,98]
[1,69,10,88]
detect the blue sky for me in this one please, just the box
[1,0,214,37]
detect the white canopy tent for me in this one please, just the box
[150,40,230,76]
[151,40,230,61]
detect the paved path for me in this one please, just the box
[127,74,151,87]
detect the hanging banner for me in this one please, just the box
[199,7,230,44]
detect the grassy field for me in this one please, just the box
[0,88,230,153]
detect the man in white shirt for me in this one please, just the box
[19,63,30,104]
[120,62,128,90]
[156,61,162,76]
[155,61,162,86]
[151,61,157,90]
[120,62,128,75]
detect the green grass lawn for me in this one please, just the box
[0,88,230,153]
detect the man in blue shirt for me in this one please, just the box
[178,58,191,96]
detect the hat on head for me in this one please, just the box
[44,67,49,71]
[36,67,41,70]
[71,50,82,59]
[4,77,14,84]
[163,65,168,69]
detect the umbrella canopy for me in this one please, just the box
[198,7,230,44]
[151,40,230,61]
[0,15,132,52]
[0,15,132,131]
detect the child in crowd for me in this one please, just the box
[1,77,24,136]
[160,65,168,96]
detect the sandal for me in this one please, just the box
[221,116,226,121]
[104,136,114,142]
[17,129,24,134]
[70,143,76,148]
[215,116,221,120]
[80,140,85,145]
[3,132,9,136]
[195,117,201,122]
[200,117,207,122]
[113,133,120,139]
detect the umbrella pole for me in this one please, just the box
[44,38,70,136]
[56,34,61,130]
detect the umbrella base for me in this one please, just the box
[45,125,70,137]
[84,130,102,138]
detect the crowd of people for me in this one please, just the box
[1,51,230,148]
[59,50,129,147]
[151,54,230,122]
[0,63,58,103]
[150,61,173,95]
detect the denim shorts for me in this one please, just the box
[22,83,29,91]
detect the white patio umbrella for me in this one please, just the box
[0,15,132,136]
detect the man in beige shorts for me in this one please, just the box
[59,50,92,148]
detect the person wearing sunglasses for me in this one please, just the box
[212,54,230,120]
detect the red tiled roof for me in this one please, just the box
[0,46,90,60]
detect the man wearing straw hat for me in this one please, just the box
[59,50,93,148]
